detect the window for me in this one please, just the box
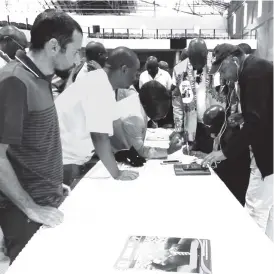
[233,13,236,34]
[257,0,262,18]
[244,2,248,27]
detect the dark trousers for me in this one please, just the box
[63,160,97,189]
[0,204,41,264]
[194,122,250,206]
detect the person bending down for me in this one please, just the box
[111,80,183,159]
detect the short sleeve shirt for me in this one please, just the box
[55,69,117,165]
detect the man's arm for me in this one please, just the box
[123,117,168,159]
[0,144,37,213]
[172,87,184,131]
[139,73,144,90]
[90,133,120,178]
[222,76,270,159]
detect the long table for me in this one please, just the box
[6,129,274,274]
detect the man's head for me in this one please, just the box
[158,61,169,72]
[139,80,170,121]
[85,41,107,67]
[146,56,159,78]
[210,43,245,83]
[106,46,140,89]
[30,9,83,77]
[238,43,252,55]
[203,105,225,137]
[188,38,208,71]
[180,48,188,61]
[0,26,28,59]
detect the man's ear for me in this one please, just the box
[121,64,127,74]
[45,38,60,56]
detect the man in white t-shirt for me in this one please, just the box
[56,47,140,186]
[139,56,172,91]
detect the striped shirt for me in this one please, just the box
[0,50,63,207]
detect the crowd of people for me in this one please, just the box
[0,8,272,270]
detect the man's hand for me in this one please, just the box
[228,113,244,128]
[167,135,183,155]
[62,184,71,196]
[116,170,139,181]
[201,150,227,167]
[25,205,64,228]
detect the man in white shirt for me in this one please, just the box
[139,56,172,91]
[55,47,140,186]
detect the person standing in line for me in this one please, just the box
[202,44,273,241]
[55,47,140,186]
[0,25,28,270]
[139,56,172,91]
[0,9,83,263]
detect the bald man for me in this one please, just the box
[139,56,172,90]
[0,25,28,68]
[76,41,107,80]
[55,47,140,185]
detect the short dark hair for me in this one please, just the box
[106,47,139,70]
[139,80,170,119]
[238,43,252,54]
[30,9,83,51]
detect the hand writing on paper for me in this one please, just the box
[26,205,64,228]
[116,170,139,181]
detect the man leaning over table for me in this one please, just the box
[201,44,273,241]
[111,80,183,159]
[0,9,83,263]
[55,47,140,187]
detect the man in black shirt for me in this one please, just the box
[202,44,273,241]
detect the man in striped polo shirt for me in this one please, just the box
[0,9,83,263]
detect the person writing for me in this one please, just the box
[111,80,183,159]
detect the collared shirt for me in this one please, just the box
[139,68,172,90]
[0,50,63,207]
[76,60,102,80]
[56,68,117,165]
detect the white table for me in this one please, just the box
[6,130,274,274]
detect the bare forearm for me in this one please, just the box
[0,146,35,213]
[91,133,120,178]
[138,145,168,159]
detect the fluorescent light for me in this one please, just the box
[258,0,262,18]
[244,2,248,27]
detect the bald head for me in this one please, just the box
[188,38,208,71]
[106,46,139,70]
[85,41,107,67]
[158,61,169,72]
[0,25,28,59]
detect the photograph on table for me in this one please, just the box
[114,235,212,273]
